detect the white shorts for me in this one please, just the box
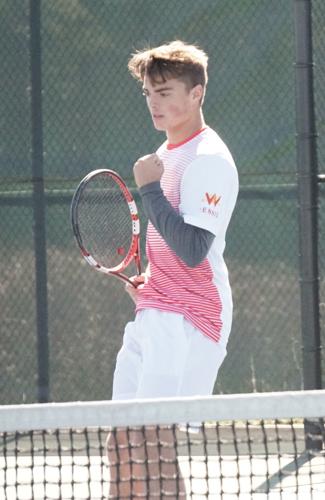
[112,309,227,400]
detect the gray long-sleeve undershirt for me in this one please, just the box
[139,181,215,268]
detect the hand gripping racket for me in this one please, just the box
[70,169,141,286]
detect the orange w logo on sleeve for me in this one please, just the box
[205,193,221,206]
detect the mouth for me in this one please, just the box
[152,114,164,120]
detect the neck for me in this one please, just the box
[166,111,206,145]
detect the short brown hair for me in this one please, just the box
[128,40,208,90]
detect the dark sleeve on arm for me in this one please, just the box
[139,181,215,268]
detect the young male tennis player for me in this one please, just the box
[107,40,239,498]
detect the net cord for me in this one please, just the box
[1,390,325,433]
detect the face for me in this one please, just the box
[142,74,203,133]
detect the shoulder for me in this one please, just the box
[182,156,238,198]
[184,136,238,183]
[196,128,235,163]
[181,132,239,196]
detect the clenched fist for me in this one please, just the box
[133,153,164,188]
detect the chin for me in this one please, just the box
[153,123,167,131]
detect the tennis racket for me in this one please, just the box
[70,169,141,287]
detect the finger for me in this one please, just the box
[125,278,143,292]
[125,284,139,304]
[133,274,145,283]
[125,282,134,292]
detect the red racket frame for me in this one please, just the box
[71,169,141,287]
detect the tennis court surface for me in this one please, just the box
[1,390,325,499]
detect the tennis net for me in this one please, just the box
[1,390,325,499]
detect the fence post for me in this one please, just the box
[293,0,323,450]
[29,0,49,403]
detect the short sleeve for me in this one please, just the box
[179,154,239,236]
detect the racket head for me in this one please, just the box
[70,169,141,281]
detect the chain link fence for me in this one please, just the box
[1,0,324,404]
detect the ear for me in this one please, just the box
[191,84,204,104]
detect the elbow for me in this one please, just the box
[171,226,214,268]
[178,238,211,268]
[181,252,207,268]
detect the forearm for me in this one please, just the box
[139,182,214,267]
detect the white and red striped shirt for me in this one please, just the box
[136,127,238,344]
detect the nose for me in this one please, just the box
[147,94,159,110]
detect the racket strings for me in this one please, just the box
[76,175,134,269]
